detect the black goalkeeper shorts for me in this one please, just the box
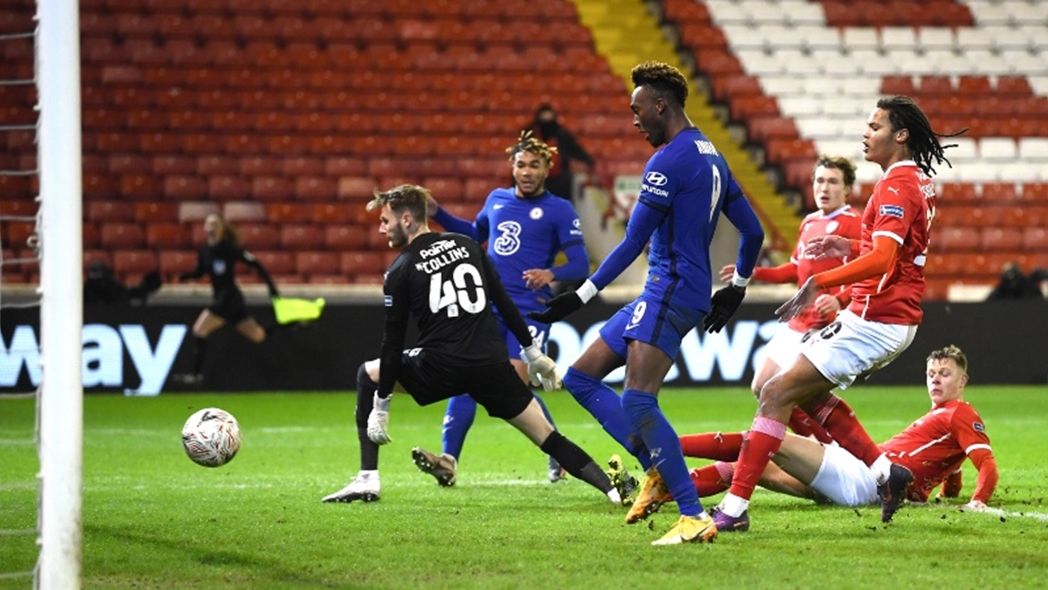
[395,348,533,420]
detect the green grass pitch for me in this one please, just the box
[2,385,1047,589]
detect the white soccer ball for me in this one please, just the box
[181,408,241,467]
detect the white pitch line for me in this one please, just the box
[977,507,1048,522]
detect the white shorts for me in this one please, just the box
[762,324,807,370]
[809,443,880,507]
[801,309,917,390]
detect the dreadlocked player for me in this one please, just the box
[712,95,964,533]
[409,131,592,487]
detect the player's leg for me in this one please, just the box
[322,360,383,503]
[761,326,834,442]
[234,317,267,344]
[440,395,476,461]
[471,362,621,503]
[507,357,565,482]
[801,390,881,465]
[503,397,620,503]
[563,305,650,468]
[183,309,224,381]
[713,355,830,530]
[620,339,705,518]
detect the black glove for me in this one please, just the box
[528,291,584,324]
[703,285,746,333]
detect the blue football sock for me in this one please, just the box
[441,394,477,460]
[621,389,703,517]
[563,367,651,469]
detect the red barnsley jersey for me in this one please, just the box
[879,400,992,503]
[847,161,936,324]
[788,205,863,331]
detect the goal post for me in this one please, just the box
[36,0,84,587]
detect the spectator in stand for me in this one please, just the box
[530,103,596,201]
[986,262,1043,300]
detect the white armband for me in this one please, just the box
[731,271,751,288]
[576,279,599,303]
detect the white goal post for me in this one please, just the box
[36,0,84,588]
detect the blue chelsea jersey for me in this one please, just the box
[475,188,584,303]
[637,128,746,307]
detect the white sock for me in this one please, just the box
[719,493,749,517]
[607,489,622,504]
[871,454,892,486]
[359,469,379,479]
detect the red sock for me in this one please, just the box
[811,394,882,466]
[690,462,733,497]
[728,416,786,500]
[788,407,834,444]
[679,432,744,461]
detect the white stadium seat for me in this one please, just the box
[841,28,879,50]
[979,138,1018,161]
[880,27,917,51]
[1018,138,1048,161]
[916,28,955,51]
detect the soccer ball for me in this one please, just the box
[181,408,241,467]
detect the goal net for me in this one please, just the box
[1,0,83,588]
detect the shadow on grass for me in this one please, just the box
[85,523,343,589]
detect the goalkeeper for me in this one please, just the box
[321,184,622,506]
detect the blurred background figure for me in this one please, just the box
[530,103,596,201]
[83,261,160,306]
[986,262,1043,300]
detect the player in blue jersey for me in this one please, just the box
[409,131,592,487]
[531,61,765,544]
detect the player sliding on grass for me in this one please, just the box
[712,96,964,532]
[628,345,998,521]
[322,184,624,505]
[529,61,764,545]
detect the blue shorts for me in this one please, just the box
[493,307,551,358]
[599,296,703,361]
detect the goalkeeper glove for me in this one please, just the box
[521,343,559,391]
[366,393,392,445]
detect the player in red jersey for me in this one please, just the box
[717,155,861,443]
[713,96,964,532]
[628,345,997,520]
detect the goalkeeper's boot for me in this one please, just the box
[548,456,567,483]
[605,454,639,506]
[411,447,457,487]
[711,507,750,533]
[651,514,718,546]
[321,471,380,503]
[878,462,914,522]
[625,468,672,524]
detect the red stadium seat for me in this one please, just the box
[145,222,189,248]
[87,200,135,222]
[981,183,1019,203]
[134,202,178,222]
[980,227,1022,252]
[100,223,145,248]
[933,226,979,252]
[158,250,197,279]
[112,250,158,278]
[1022,227,1048,251]
[324,225,369,250]
[266,202,311,223]
[253,250,295,276]
[296,251,340,276]
[340,251,388,277]
[280,224,319,250]
[233,223,279,250]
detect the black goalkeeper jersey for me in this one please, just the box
[377,232,534,397]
